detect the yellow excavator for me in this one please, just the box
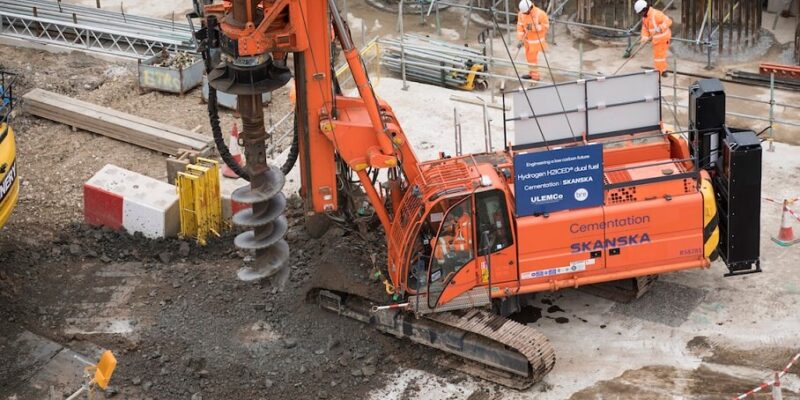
[0,70,19,230]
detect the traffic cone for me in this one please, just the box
[772,200,799,247]
[222,123,244,179]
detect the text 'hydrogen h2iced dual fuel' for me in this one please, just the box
[514,144,604,216]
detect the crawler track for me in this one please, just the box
[316,290,556,389]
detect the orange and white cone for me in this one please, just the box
[772,199,798,246]
[222,123,244,179]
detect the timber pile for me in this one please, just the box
[23,89,211,155]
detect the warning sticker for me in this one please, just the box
[520,262,587,280]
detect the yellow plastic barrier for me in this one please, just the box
[92,351,117,390]
[176,158,224,245]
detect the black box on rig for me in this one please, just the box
[689,79,726,169]
[714,129,762,276]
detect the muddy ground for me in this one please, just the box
[0,44,430,399]
[1,1,800,399]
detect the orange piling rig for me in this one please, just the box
[196,0,761,387]
[197,0,759,313]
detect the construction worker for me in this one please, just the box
[451,206,473,258]
[516,0,549,81]
[635,0,672,77]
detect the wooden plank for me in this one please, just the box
[25,102,208,148]
[23,101,209,152]
[24,89,208,142]
[22,89,211,155]
[24,104,207,155]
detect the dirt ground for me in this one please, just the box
[1,1,800,399]
[0,43,416,399]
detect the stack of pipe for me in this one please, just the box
[380,34,488,90]
[0,0,196,58]
[682,0,762,54]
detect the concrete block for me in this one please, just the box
[84,164,179,239]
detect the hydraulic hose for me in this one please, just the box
[198,14,251,182]
[208,81,299,179]
[281,113,299,176]
[199,20,296,181]
[208,85,251,181]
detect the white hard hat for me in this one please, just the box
[634,0,648,13]
[519,0,532,13]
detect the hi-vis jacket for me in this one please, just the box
[516,7,549,48]
[641,8,672,44]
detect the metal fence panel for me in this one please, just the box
[587,72,660,136]
[512,82,586,146]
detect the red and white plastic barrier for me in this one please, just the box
[763,197,799,205]
[786,205,800,225]
[84,164,180,239]
[732,352,800,400]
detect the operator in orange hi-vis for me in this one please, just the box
[635,0,673,77]
[433,229,453,266]
[516,0,549,81]
[452,207,473,256]
[288,79,296,105]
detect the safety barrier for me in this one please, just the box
[764,197,800,224]
[176,158,224,246]
[764,197,799,205]
[732,352,800,400]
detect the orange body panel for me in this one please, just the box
[516,207,607,276]
[208,0,307,56]
[438,260,479,305]
[296,4,337,214]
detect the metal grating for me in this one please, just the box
[0,0,196,59]
[418,158,475,192]
[608,186,638,204]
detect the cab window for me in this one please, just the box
[428,197,474,307]
[475,190,513,256]
[406,199,455,292]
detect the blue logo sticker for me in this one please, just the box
[514,144,604,216]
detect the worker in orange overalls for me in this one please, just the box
[635,0,672,77]
[516,0,549,81]
[451,207,473,258]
